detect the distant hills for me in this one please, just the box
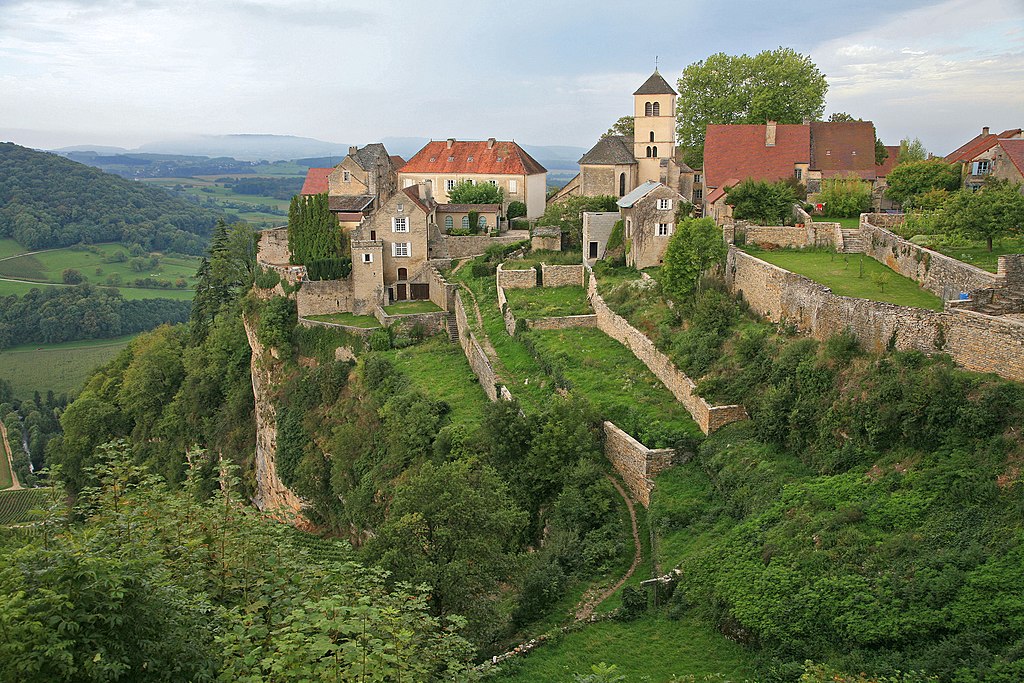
[52,134,587,171]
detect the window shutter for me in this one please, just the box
[391,242,397,257]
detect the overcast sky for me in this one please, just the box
[1,0,1021,156]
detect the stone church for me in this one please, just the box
[551,70,693,202]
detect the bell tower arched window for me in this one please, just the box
[644,101,653,117]
[649,131,655,142]
[646,146,652,157]
[652,146,658,157]
[652,102,660,116]
[619,172,626,196]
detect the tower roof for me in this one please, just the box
[579,135,637,165]
[633,70,676,96]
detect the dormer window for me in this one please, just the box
[826,150,831,156]
[851,151,857,156]
[496,157,503,162]
[448,156,455,162]
[429,157,436,162]
[467,156,474,162]
[343,170,350,181]
[397,203,404,213]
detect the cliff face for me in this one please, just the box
[242,313,304,515]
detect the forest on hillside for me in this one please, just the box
[0,143,221,254]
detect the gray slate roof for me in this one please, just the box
[329,195,374,212]
[351,143,392,171]
[579,135,637,165]
[617,180,662,208]
[633,71,677,96]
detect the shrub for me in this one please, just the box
[507,201,527,219]
[368,328,393,351]
[820,175,872,218]
[471,262,496,278]
[254,267,281,289]
[617,585,647,621]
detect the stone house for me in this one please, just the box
[582,211,620,262]
[945,127,1024,191]
[352,183,434,304]
[300,143,403,230]
[554,71,692,203]
[398,139,548,219]
[435,203,501,234]
[617,181,683,269]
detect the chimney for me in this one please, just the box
[802,117,811,126]
[982,126,990,136]
[348,146,358,156]
[446,138,455,149]
[487,137,496,149]
[765,121,777,147]
[420,180,433,201]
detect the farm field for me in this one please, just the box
[742,247,945,311]
[143,177,292,227]
[0,488,50,525]
[0,334,135,398]
[0,242,198,300]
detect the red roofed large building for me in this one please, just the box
[944,126,1024,191]
[398,138,547,218]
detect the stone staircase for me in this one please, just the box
[974,292,1024,317]
[841,229,865,253]
[446,313,460,342]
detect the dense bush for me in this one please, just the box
[819,175,872,217]
[507,200,527,219]
[305,256,352,281]
[726,179,797,224]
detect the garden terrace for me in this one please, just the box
[303,312,380,328]
[924,236,1024,274]
[504,285,591,318]
[382,300,443,315]
[741,246,944,311]
[502,249,582,270]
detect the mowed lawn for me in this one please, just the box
[0,335,135,398]
[504,285,591,318]
[743,248,944,311]
[495,615,756,682]
[929,237,1024,273]
[382,335,488,428]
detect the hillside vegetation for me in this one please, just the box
[0,142,220,253]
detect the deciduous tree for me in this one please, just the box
[942,179,1024,251]
[884,159,960,208]
[661,216,727,300]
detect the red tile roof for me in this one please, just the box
[300,167,333,195]
[944,130,1020,164]
[875,145,901,177]
[703,124,810,189]
[390,155,405,167]
[998,139,1024,177]
[400,140,546,176]
[401,185,434,214]
[706,178,738,204]
[810,121,878,179]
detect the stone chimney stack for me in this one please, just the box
[766,121,777,147]
[982,126,990,136]
[349,146,359,156]
[447,138,455,149]
[487,138,496,149]
[420,180,433,201]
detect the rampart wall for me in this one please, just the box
[257,227,290,265]
[587,267,748,434]
[726,247,1024,382]
[296,317,377,338]
[296,279,354,317]
[604,422,677,508]
[497,264,537,289]
[454,290,505,401]
[541,263,585,287]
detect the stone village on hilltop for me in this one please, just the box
[251,70,1024,509]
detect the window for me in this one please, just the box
[467,156,473,162]
[362,253,373,264]
[396,203,404,213]
[392,242,410,257]
[795,168,803,180]
[646,146,652,157]
[694,174,702,184]
[461,216,470,229]
[488,179,498,186]
[403,178,414,188]
[652,146,658,157]
[825,150,831,156]
[509,179,518,193]
[444,215,453,230]
[644,101,653,116]
[447,156,455,162]
[343,170,350,181]
[649,131,655,142]
[657,223,670,236]
[694,188,703,200]
[972,160,991,175]
[652,102,660,116]
[392,217,408,232]
[445,179,456,191]
[619,172,626,197]
[657,198,672,210]
[478,215,487,228]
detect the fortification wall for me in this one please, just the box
[296,279,354,317]
[497,264,537,289]
[374,308,447,336]
[424,265,457,312]
[603,422,677,508]
[296,317,376,338]
[587,267,748,434]
[435,233,526,260]
[859,220,997,300]
[257,227,290,265]
[726,247,1024,382]
[542,263,585,287]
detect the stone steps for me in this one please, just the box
[840,229,865,253]
[446,313,459,343]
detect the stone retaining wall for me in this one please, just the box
[541,263,585,287]
[433,233,528,260]
[496,280,518,336]
[726,247,1024,382]
[424,265,458,312]
[373,308,448,336]
[296,279,354,317]
[587,266,748,434]
[296,317,377,338]
[497,263,537,289]
[454,290,506,401]
[603,422,677,508]
[527,315,599,330]
[859,218,997,300]
[257,227,290,265]
[739,223,842,250]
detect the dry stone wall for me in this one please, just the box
[296,279,354,317]
[497,264,537,289]
[542,263,584,287]
[297,318,376,338]
[454,290,505,401]
[257,227,290,265]
[603,422,678,507]
[527,315,598,330]
[859,219,996,300]
[424,265,457,312]
[739,223,841,250]
[726,247,1024,382]
[373,308,448,336]
[433,233,527,260]
[587,267,748,435]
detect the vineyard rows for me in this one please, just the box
[0,488,49,525]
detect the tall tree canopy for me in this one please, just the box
[942,179,1024,251]
[602,115,635,139]
[676,48,828,167]
[884,159,960,208]
[287,193,343,265]
[447,180,505,205]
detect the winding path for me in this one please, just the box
[573,474,641,621]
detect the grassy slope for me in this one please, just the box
[929,237,1024,273]
[743,247,944,311]
[0,429,12,489]
[382,335,488,428]
[0,334,136,398]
